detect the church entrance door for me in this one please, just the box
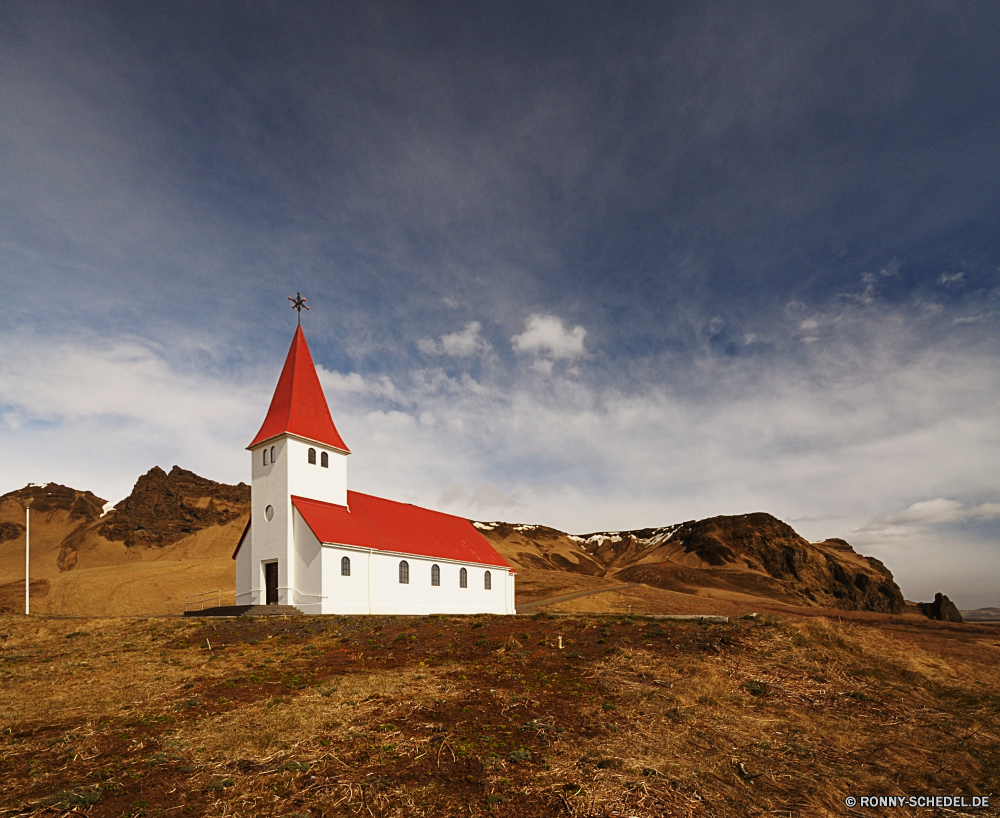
[264,562,278,605]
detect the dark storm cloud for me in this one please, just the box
[7,2,1000,353]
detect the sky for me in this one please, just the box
[1,2,998,608]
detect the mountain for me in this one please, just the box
[3,467,912,617]
[96,466,248,549]
[961,607,1000,622]
[475,512,905,614]
[0,468,249,615]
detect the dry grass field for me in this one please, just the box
[1,611,998,817]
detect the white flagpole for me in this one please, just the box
[25,508,29,616]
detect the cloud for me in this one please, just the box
[317,367,398,399]
[511,314,587,361]
[856,498,1000,545]
[888,498,1000,526]
[953,312,997,325]
[438,481,524,511]
[939,272,966,286]
[0,336,250,431]
[0,330,264,502]
[417,322,492,358]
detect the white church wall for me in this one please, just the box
[249,438,294,605]
[292,506,324,612]
[366,551,510,616]
[285,437,347,506]
[317,546,372,615]
[235,527,253,605]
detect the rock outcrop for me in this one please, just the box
[98,466,249,548]
[917,592,964,623]
[2,483,106,522]
[618,513,904,613]
[478,511,906,614]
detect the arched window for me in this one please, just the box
[321,451,329,468]
[270,445,276,463]
[308,448,316,465]
[263,448,268,466]
[341,556,351,576]
[399,560,409,584]
[484,570,491,590]
[431,564,440,586]
[459,567,468,588]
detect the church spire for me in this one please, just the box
[247,326,350,453]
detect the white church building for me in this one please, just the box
[233,325,515,615]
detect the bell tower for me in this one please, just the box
[243,321,350,605]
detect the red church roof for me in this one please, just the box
[248,326,350,453]
[291,492,511,568]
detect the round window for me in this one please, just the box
[265,505,274,521]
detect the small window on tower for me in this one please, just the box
[484,570,491,590]
[431,564,440,586]
[308,448,316,465]
[263,449,268,466]
[399,560,409,584]
[459,567,468,588]
[321,451,329,468]
[270,445,275,463]
[341,556,350,576]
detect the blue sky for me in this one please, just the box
[1,2,998,607]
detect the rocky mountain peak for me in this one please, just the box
[97,465,249,548]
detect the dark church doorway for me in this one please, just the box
[264,562,278,605]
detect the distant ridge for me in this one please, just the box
[475,512,905,614]
[961,607,1000,622]
[0,467,930,617]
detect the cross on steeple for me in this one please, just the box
[288,292,309,324]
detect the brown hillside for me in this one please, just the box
[472,522,606,575]
[0,469,249,615]
[0,483,109,580]
[476,512,904,614]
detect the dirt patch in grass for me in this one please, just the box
[1,613,998,816]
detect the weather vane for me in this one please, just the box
[288,292,309,324]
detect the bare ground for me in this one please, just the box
[1,610,999,817]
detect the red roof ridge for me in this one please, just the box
[291,492,511,568]
[248,325,351,453]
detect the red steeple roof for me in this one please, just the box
[248,326,350,453]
